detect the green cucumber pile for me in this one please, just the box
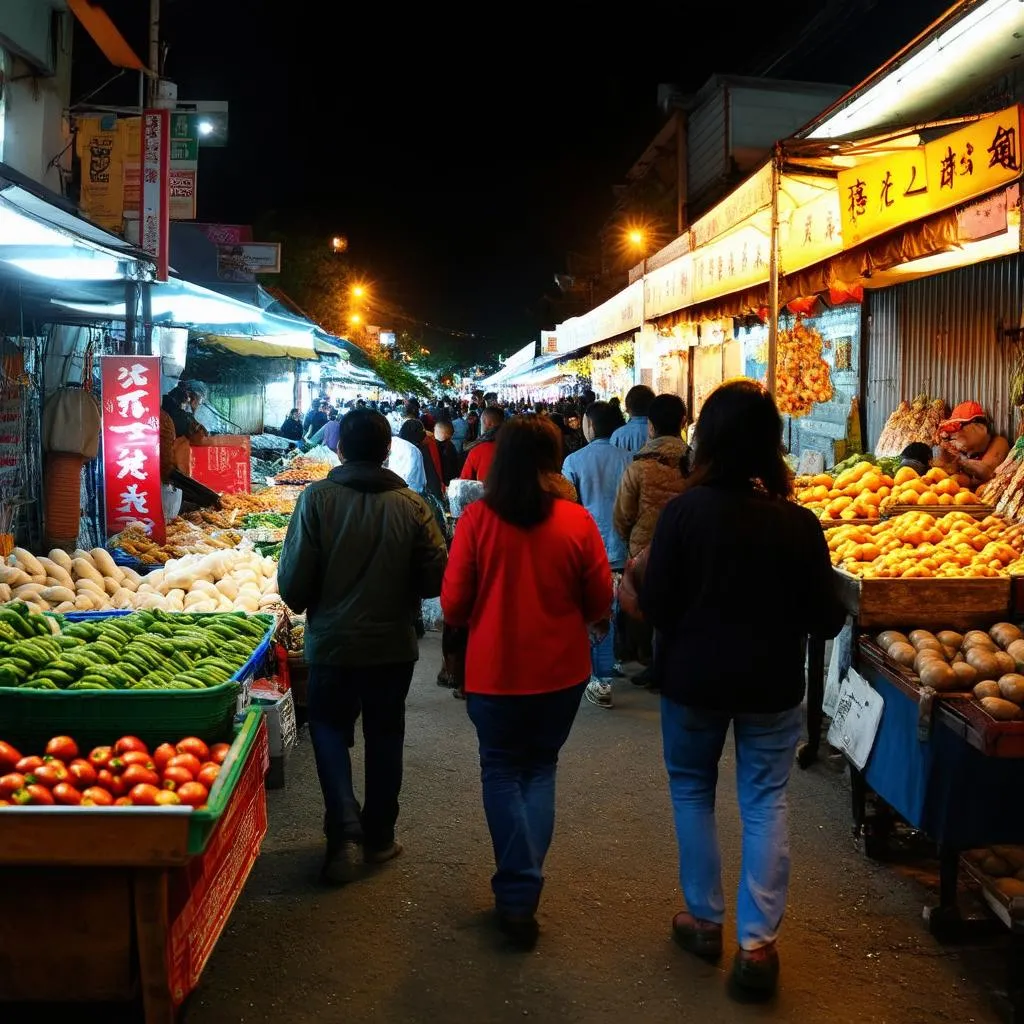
[0,604,270,691]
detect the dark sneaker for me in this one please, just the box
[731,943,780,996]
[321,840,362,885]
[496,910,539,950]
[436,667,450,686]
[364,841,404,865]
[672,911,723,960]
[632,666,654,687]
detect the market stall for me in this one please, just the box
[0,604,278,1020]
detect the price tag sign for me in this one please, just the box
[827,668,884,770]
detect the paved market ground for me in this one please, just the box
[177,635,1010,1024]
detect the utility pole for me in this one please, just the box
[146,0,160,107]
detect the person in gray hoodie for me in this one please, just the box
[278,407,448,885]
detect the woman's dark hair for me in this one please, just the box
[484,416,563,528]
[339,408,392,464]
[689,379,792,499]
[399,418,426,446]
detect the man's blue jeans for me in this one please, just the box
[466,681,587,915]
[660,699,802,950]
[590,569,620,680]
[307,663,414,851]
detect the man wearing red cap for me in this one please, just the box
[937,401,1009,487]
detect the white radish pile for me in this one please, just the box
[0,546,279,615]
[134,549,280,613]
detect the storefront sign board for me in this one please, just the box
[692,162,773,248]
[839,105,1024,248]
[100,355,165,543]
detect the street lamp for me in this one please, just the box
[331,235,348,254]
[349,313,362,325]
[627,227,649,328]
[351,284,365,299]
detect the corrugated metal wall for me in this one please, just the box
[866,253,1024,448]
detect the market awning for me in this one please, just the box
[67,0,146,71]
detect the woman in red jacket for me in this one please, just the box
[442,416,611,947]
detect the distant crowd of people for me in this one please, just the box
[276,378,845,1000]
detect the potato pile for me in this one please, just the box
[0,546,280,615]
[883,465,987,509]
[875,622,1024,720]
[828,511,1024,578]
[963,846,1024,899]
[0,546,146,614]
[795,463,893,522]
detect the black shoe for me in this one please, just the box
[497,910,539,950]
[436,667,450,687]
[321,840,362,885]
[632,667,654,687]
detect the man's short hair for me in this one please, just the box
[338,408,391,464]
[481,405,505,431]
[648,393,687,437]
[584,401,620,440]
[624,384,656,417]
[403,399,421,418]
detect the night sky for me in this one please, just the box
[72,0,954,357]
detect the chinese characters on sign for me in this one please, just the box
[101,356,165,544]
[838,105,1024,247]
[141,109,170,281]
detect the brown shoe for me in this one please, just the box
[671,911,723,960]
[364,841,403,865]
[731,943,779,996]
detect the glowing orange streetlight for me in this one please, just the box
[349,313,362,325]
[351,284,366,299]
[628,229,645,248]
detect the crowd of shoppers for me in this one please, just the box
[277,377,843,999]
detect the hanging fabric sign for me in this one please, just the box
[100,355,166,543]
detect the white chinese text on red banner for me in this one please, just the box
[101,355,165,544]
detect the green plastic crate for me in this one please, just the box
[0,612,275,750]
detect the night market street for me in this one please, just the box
[182,635,1003,1024]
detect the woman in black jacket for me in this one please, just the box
[641,379,845,997]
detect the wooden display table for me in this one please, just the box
[799,569,1012,768]
[0,716,269,1022]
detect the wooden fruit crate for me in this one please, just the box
[834,568,1011,630]
[882,503,994,520]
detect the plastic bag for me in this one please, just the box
[161,484,183,520]
[448,478,485,519]
[421,597,444,632]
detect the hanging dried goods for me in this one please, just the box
[774,318,834,418]
[874,395,947,458]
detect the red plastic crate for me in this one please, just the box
[166,718,269,1006]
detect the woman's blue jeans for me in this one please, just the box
[466,681,586,916]
[660,699,802,950]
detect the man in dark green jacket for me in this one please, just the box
[278,407,448,885]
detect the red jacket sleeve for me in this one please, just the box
[579,513,613,623]
[459,447,479,480]
[440,507,479,627]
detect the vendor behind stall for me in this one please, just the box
[936,400,1009,487]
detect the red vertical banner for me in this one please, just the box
[100,355,166,543]
[141,109,170,282]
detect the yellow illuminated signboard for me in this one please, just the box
[839,105,1023,248]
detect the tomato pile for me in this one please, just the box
[0,734,229,809]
